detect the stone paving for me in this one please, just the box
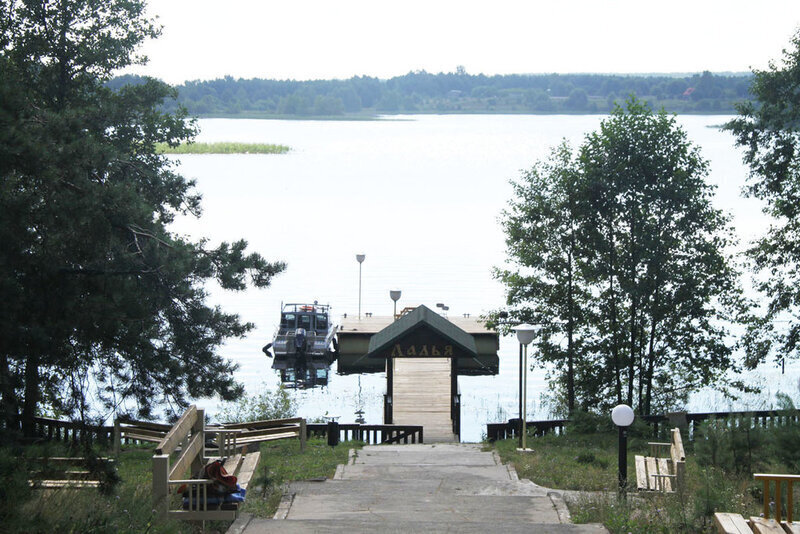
[231,443,608,533]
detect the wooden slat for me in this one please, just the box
[751,517,785,534]
[222,454,242,475]
[31,480,101,489]
[236,431,299,445]
[782,522,800,534]
[119,419,172,432]
[656,458,673,492]
[644,456,659,490]
[635,455,648,490]
[168,431,203,480]
[237,452,261,490]
[671,428,686,462]
[155,405,197,455]
[219,417,304,430]
[168,509,237,521]
[231,426,300,439]
[121,432,163,443]
[714,512,752,534]
[122,427,167,440]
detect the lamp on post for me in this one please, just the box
[356,254,365,319]
[513,324,537,452]
[390,290,401,320]
[611,404,635,501]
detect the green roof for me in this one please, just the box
[366,305,478,359]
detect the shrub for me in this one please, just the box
[217,384,297,423]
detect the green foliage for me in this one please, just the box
[495,97,750,415]
[0,0,287,433]
[0,448,33,523]
[155,142,290,154]
[217,384,298,423]
[156,71,751,118]
[492,428,780,533]
[4,448,192,533]
[726,30,800,369]
[694,398,800,474]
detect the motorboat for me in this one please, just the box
[262,302,337,388]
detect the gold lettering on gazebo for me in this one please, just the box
[390,344,453,357]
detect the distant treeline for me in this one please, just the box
[110,70,753,117]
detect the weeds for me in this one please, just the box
[155,142,290,154]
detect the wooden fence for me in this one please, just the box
[306,423,424,444]
[31,416,115,447]
[487,409,800,442]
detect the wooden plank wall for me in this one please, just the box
[392,358,455,442]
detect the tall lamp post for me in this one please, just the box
[356,254,365,319]
[390,290,401,320]
[611,404,635,501]
[513,324,537,452]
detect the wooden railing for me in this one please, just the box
[486,418,568,441]
[754,473,800,523]
[217,417,306,451]
[32,416,114,447]
[487,409,800,442]
[113,418,171,453]
[306,423,424,444]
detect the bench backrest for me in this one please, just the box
[670,427,686,490]
[153,405,206,516]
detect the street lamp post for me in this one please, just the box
[356,254,365,319]
[513,324,538,452]
[390,290,401,320]
[611,404,635,501]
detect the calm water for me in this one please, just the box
[168,114,799,442]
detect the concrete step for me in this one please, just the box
[290,477,548,497]
[284,493,562,522]
[241,517,608,533]
[337,463,515,483]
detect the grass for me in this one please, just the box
[2,437,360,533]
[155,142,290,154]
[493,432,620,491]
[242,437,361,518]
[490,423,795,534]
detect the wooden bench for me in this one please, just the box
[217,417,306,451]
[152,405,261,522]
[113,418,171,453]
[29,457,116,490]
[714,474,800,534]
[634,427,686,493]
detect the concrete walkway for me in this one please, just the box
[232,443,607,533]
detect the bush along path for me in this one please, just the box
[234,443,607,533]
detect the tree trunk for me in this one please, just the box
[22,352,40,438]
[567,251,575,415]
[644,284,661,415]
[0,353,18,431]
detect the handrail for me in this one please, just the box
[754,473,800,523]
[219,417,304,430]
[155,405,197,455]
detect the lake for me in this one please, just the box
[169,114,799,442]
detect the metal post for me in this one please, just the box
[618,426,627,501]
[518,343,523,449]
[522,344,528,451]
[327,420,339,447]
[358,262,362,320]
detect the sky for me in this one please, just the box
[126,0,800,84]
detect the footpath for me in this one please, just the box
[232,443,608,533]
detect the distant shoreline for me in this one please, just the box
[192,109,739,121]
